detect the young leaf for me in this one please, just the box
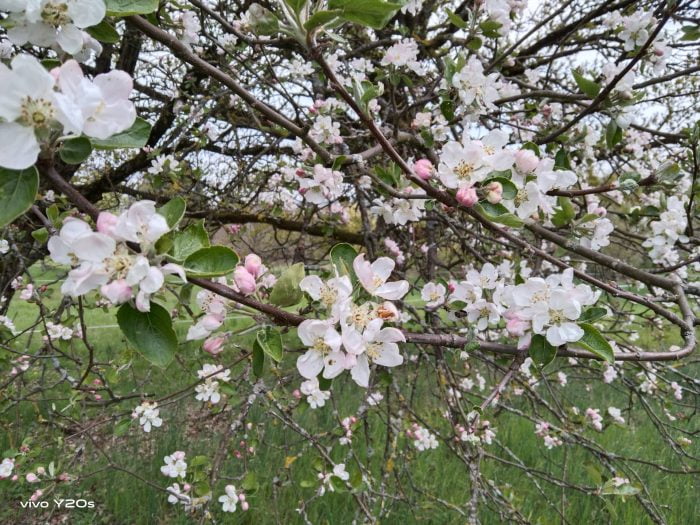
[169,221,210,260]
[252,340,265,377]
[256,327,284,362]
[117,302,178,368]
[329,243,358,282]
[106,0,159,16]
[157,196,186,229]
[575,323,614,363]
[579,307,607,323]
[86,20,120,43]
[529,334,557,367]
[184,246,239,277]
[59,136,93,164]
[572,71,601,98]
[605,120,623,149]
[269,263,305,306]
[0,167,39,228]
[551,197,576,227]
[327,0,401,29]
[91,117,151,150]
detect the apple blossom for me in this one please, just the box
[353,254,408,301]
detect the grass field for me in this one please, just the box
[0,263,697,524]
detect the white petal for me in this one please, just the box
[68,0,106,28]
[0,122,39,169]
[297,350,324,379]
[350,355,370,388]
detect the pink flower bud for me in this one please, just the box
[225,224,241,235]
[244,254,263,278]
[11,475,18,481]
[485,181,503,204]
[30,490,43,501]
[100,279,133,304]
[447,282,456,294]
[515,149,539,173]
[203,336,226,356]
[26,473,39,483]
[595,206,607,217]
[241,501,249,511]
[239,493,246,502]
[96,212,119,237]
[292,389,302,399]
[295,169,306,177]
[201,313,225,331]
[504,312,529,337]
[183,483,191,492]
[234,266,256,295]
[456,186,478,207]
[36,467,45,475]
[413,159,434,180]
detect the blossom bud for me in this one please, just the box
[100,279,133,304]
[244,254,263,278]
[515,149,539,173]
[239,493,246,502]
[447,282,456,294]
[541,104,552,117]
[241,501,249,511]
[505,313,528,337]
[292,389,302,399]
[234,266,257,295]
[36,467,45,475]
[96,212,119,237]
[30,490,42,501]
[203,336,226,356]
[413,159,434,180]
[456,186,478,207]
[26,473,39,483]
[485,181,503,204]
[225,224,241,235]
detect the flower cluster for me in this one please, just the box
[408,424,439,451]
[299,377,330,409]
[0,55,136,169]
[1,0,105,55]
[48,201,184,312]
[534,421,563,449]
[161,451,187,478]
[131,401,163,433]
[194,364,231,404]
[643,196,688,265]
[296,254,408,388]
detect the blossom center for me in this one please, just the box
[312,338,331,355]
[41,2,71,26]
[20,96,55,128]
[454,161,475,180]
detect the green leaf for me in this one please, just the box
[91,117,151,150]
[184,246,239,277]
[529,334,557,367]
[59,136,92,164]
[522,141,540,156]
[327,0,401,29]
[106,0,159,16]
[117,303,178,368]
[113,419,132,436]
[572,71,601,98]
[551,197,576,227]
[304,9,342,31]
[256,327,284,362]
[575,323,614,363]
[169,221,210,260]
[329,243,358,283]
[605,120,623,149]
[479,19,502,38]
[0,167,39,228]
[157,197,186,229]
[86,20,120,43]
[269,262,305,307]
[32,227,49,243]
[475,203,524,228]
[285,0,307,14]
[466,37,482,51]
[440,99,455,121]
[579,307,607,323]
[554,148,571,170]
[445,8,467,29]
[601,479,641,496]
[252,340,265,377]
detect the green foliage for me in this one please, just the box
[157,197,187,229]
[59,136,92,164]
[86,20,120,43]
[184,246,239,278]
[327,0,401,29]
[0,166,38,228]
[573,71,601,98]
[329,243,358,283]
[116,302,178,368]
[256,327,284,362]
[269,262,305,306]
[576,323,615,363]
[475,202,524,228]
[91,117,151,150]
[529,334,557,367]
[105,0,159,16]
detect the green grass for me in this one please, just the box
[0,265,697,524]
